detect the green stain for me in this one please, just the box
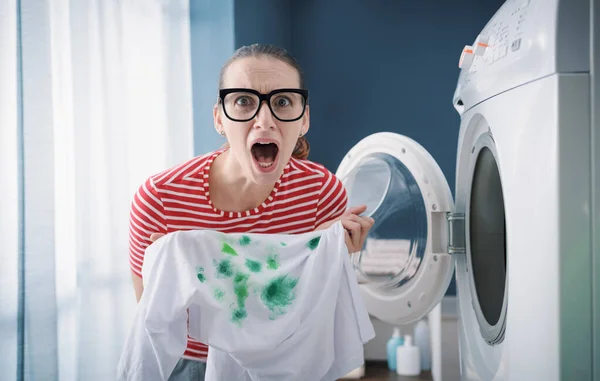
[266,254,280,270]
[233,272,250,308]
[280,242,287,246]
[239,235,251,246]
[196,267,206,283]
[231,307,247,325]
[215,259,234,278]
[245,258,262,273]
[213,287,225,301]
[234,272,249,284]
[307,236,321,250]
[235,283,249,307]
[261,275,298,316]
[221,242,238,256]
[226,271,250,324]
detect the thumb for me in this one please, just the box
[346,204,367,216]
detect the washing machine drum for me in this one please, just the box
[342,152,428,289]
[337,131,509,342]
[336,132,456,325]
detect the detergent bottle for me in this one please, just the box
[386,327,404,371]
[396,334,421,376]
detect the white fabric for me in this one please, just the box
[0,0,193,379]
[118,222,375,381]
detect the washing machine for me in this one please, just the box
[336,0,599,380]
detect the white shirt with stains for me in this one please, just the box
[117,221,375,381]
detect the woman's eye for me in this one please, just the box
[274,97,291,107]
[236,96,253,106]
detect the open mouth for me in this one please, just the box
[251,142,279,171]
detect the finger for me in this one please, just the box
[358,216,373,247]
[347,214,374,250]
[150,233,165,242]
[344,230,353,254]
[341,218,361,251]
[346,205,368,216]
[350,214,374,231]
[346,214,374,235]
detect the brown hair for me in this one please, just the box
[218,44,310,160]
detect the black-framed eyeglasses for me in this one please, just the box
[218,88,309,122]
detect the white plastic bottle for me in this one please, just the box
[396,334,421,376]
[414,319,431,371]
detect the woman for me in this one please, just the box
[128,43,374,380]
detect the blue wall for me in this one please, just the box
[234,0,292,49]
[190,0,505,295]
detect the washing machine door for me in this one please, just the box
[336,132,457,325]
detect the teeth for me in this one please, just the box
[259,162,274,168]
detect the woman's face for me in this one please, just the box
[214,56,309,185]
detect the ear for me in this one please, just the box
[301,105,310,136]
[213,102,223,135]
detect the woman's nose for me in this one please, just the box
[254,102,276,130]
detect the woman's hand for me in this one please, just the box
[316,205,375,254]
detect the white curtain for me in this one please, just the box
[0,1,21,380]
[0,0,194,379]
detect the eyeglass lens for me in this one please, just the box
[223,91,305,121]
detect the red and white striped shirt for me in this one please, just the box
[128,149,348,362]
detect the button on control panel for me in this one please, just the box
[459,45,474,69]
[474,35,489,56]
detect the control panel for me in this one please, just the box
[459,0,532,78]
[451,0,563,114]
[453,0,589,115]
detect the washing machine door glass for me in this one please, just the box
[342,153,427,287]
[336,132,455,325]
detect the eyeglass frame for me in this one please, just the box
[218,88,309,122]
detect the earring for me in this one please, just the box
[220,130,225,136]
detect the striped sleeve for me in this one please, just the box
[128,177,168,278]
[315,169,348,227]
